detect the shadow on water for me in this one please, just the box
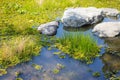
[0,17,120,80]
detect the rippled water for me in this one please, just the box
[0,17,120,80]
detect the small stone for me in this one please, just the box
[38,21,59,36]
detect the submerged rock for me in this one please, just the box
[101,53,120,72]
[105,37,120,56]
[61,7,103,27]
[92,22,120,37]
[38,21,58,36]
[100,8,120,17]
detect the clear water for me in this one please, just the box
[0,17,120,80]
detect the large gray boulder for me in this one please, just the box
[92,22,120,37]
[100,8,120,17]
[38,21,58,36]
[61,7,103,27]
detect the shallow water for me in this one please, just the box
[0,17,120,80]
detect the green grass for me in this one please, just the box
[0,35,42,68]
[55,33,100,64]
[1,0,120,35]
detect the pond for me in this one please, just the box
[0,17,120,80]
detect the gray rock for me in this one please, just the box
[92,22,120,37]
[100,8,120,17]
[61,7,103,27]
[38,21,58,36]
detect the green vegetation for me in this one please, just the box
[16,77,23,80]
[55,33,100,63]
[92,72,101,77]
[15,71,22,77]
[0,35,42,68]
[0,69,7,76]
[53,68,60,74]
[109,76,120,80]
[1,0,120,35]
[32,64,43,70]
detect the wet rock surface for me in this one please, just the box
[61,7,103,27]
[92,22,120,37]
[38,21,58,36]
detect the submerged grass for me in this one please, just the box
[55,33,100,64]
[0,35,42,68]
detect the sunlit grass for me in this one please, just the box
[55,33,100,64]
[0,35,42,68]
[1,0,120,35]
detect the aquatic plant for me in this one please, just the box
[16,77,23,80]
[15,71,22,77]
[32,64,43,70]
[0,35,42,68]
[53,68,60,74]
[55,33,100,64]
[92,72,101,77]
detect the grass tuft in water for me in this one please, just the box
[55,32,100,64]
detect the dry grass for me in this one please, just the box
[0,35,42,68]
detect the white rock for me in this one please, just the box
[92,22,120,37]
[61,7,103,27]
[100,8,120,17]
[38,21,58,36]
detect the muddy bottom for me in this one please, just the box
[0,17,120,80]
